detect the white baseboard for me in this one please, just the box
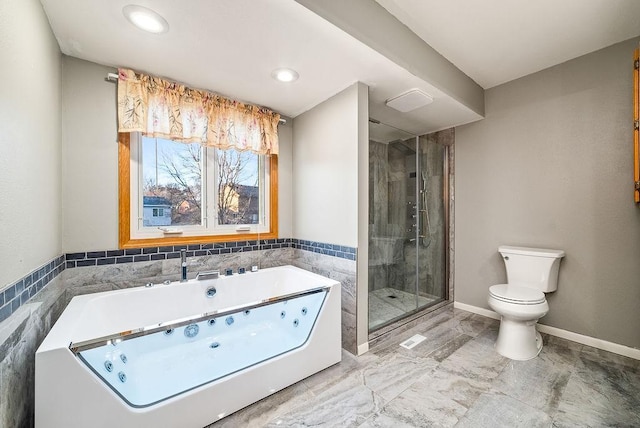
[357,342,369,355]
[453,301,640,361]
[453,302,500,321]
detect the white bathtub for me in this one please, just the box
[35,265,341,427]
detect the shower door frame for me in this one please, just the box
[368,133,451,334]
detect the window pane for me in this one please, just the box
[142,137,203,227]
[217,149,260,225]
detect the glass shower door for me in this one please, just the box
[414,133,449,311]
[368,121,449,332]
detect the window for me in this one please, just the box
[118,133,278,248]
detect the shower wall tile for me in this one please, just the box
[448,133,455,301]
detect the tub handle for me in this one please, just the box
[197,271,220,280]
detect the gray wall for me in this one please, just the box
[0,0,62,289]
[292,83,367,248]
[455,37,640,349]
[61,57,119,252]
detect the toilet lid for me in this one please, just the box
[489,284,546,305]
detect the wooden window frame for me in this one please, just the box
[634,48,639,203]
[118,133,278,248]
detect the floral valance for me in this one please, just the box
[116,68,280,155]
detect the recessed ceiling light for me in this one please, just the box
[271,68,299,83]
[123,5,169,34]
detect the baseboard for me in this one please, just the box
[453,301,500,321]
[357,342,369,355]
[453,301,640,361]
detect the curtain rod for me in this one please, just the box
[105,73,287,124]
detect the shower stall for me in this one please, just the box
[368,120,451,332]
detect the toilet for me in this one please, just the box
[488,245,565,360]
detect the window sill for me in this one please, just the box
[119,231,279,249]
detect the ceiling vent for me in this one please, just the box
[386,89,433,112]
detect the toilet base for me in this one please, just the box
[494,317,543,361]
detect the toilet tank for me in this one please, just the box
[498,246,565,292]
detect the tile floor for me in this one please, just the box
[368,288,437,330]
[207,305,640,427]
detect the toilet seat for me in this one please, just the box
[489,284,545,305]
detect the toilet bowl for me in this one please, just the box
[488,284,549,360]
[488,246,564,361]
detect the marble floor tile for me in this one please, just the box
[360,352,438,401]
[358,412,418,428]
[428,334,474,363]
[455,392,552,428]
[417,332,509,410]
[552,350,640,427]
[436,329,509,383]
[578,344,640,373]
[492,335,581,414]
[452,313,499,337]
[373,379,468,428]
[203,309,640,428]
[372,314,470,360]
[303,349,379,396]
[266,370,385,427]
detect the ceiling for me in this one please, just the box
[39,0,640,142]
[376,0,640,89]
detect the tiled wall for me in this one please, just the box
[0,238,356,428]
[0,239,356,324]
[0,256,65,324]
[368,130,453,299]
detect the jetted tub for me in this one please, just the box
[35,265,341,427]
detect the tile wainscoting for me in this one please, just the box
[0,239,356,428]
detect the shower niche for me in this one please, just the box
[368,120,452,332]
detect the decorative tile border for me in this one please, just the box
[0,238,356,324]
[0,256,65,324]
[291,239,357,261]
[64,238,294,268]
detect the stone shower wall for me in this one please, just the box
[368,129,454,300]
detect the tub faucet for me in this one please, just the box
[180,249,187,282]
